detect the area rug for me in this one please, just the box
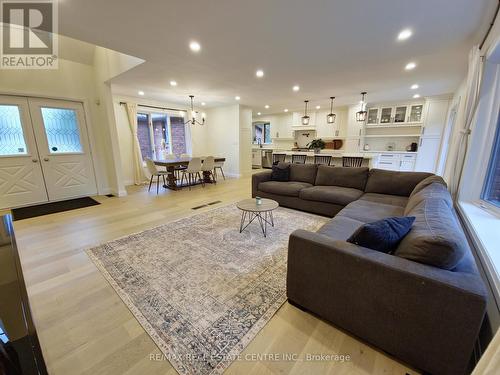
[87,204,328,375]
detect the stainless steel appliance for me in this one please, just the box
[262,150,273,168]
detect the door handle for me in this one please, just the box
[32,159,38,163]
[43,157,49,161]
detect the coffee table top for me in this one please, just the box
[237,198,279,212]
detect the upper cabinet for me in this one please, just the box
[366,102,425,126]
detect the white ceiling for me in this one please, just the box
[58,0,496,114]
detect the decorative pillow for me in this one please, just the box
[271,164,290,182]
[347,216,415,253]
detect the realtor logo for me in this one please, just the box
[1,0,58,69]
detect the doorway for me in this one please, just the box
[0,95,97,209]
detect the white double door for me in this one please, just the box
[0,96,97,209]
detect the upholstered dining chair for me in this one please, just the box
[342,156,364,167]
[314,155,332,166]
[202,156,216,183]
[292,154,307,164]
[180,157,203,190]
[214,159,226,180]
[145,158,168,194]
[272,153,286,165]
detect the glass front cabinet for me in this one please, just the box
[365,103,425,125]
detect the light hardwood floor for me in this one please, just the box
[12,174,419,375]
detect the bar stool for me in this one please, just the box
[342,156,363,167]
[314,155,332,166]
[272,153,286,165]
[292,154,307,164]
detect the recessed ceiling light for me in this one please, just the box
[257,112,261,115]
[201,102,206,106]
[138,91,145,96]
[256,69,264,78]
[235,96,241,101]
[413,94,421,99]
[316,105,321,110]
[189,41,201,52]
[293,85,300,92]
[170,80,177,86]
[411,84,419,90]
[405,62,417,70]
[397,28,413,41]
[265,105,270,109]
[284,109,289,112]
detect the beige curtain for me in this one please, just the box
[125,102,148,185]
[449,46,484,199]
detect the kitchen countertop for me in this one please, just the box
[272,150,376,159]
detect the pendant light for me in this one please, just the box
[184,95,205,125]
[302,100,310,125]
[327,96,336,124]
[356,92,367,122]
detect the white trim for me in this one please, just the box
[457,202,500,304]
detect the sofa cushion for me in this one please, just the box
[359,193,408,208]
[300,186,364,206]
[315,166,369,190]
[286,163,318,184]
[317,216,364,241]
[365,169,434,197]
[258,181,312,197]
[337,199,405,223]
[410,175,448,197]
[347,216,415,253]
[404,182,453,215]
[270,164,290,182]
[395,198,467,270]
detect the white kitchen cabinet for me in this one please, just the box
[400,154,417,171]
[422,99,449,137]
[365,102,425,126]
[374,153,416,171]
[316,111,341,138]
[415,137,441,172]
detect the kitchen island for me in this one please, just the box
[271,150,378,168]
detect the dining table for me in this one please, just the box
[153,157,226,190]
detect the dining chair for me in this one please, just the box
[272,153,286,165]
[180,157,203,190]
[314,155,332,166]
[145,158,168,194]
[292,154,307,164]
[202,156,216,183]
[214,159,226,180]
[342,156,364,167]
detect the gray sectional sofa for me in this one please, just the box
[252,163,487,375]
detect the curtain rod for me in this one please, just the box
[119,102,187,112]
[480,0,500,50]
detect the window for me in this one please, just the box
[40,107,83,153]
[136,111,187,160]
[0,105,28,156]
[253,122,271,144]
[481,114,500,208]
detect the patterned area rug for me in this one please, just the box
[87,204,328,375]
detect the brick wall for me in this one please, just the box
[170,116,187,155]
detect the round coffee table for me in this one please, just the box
[236,198,279,237]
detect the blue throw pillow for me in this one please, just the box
[271,165,290,182]
[347,216,415,253]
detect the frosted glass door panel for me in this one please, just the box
[0,105,28,156]
[40,107,83,153]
